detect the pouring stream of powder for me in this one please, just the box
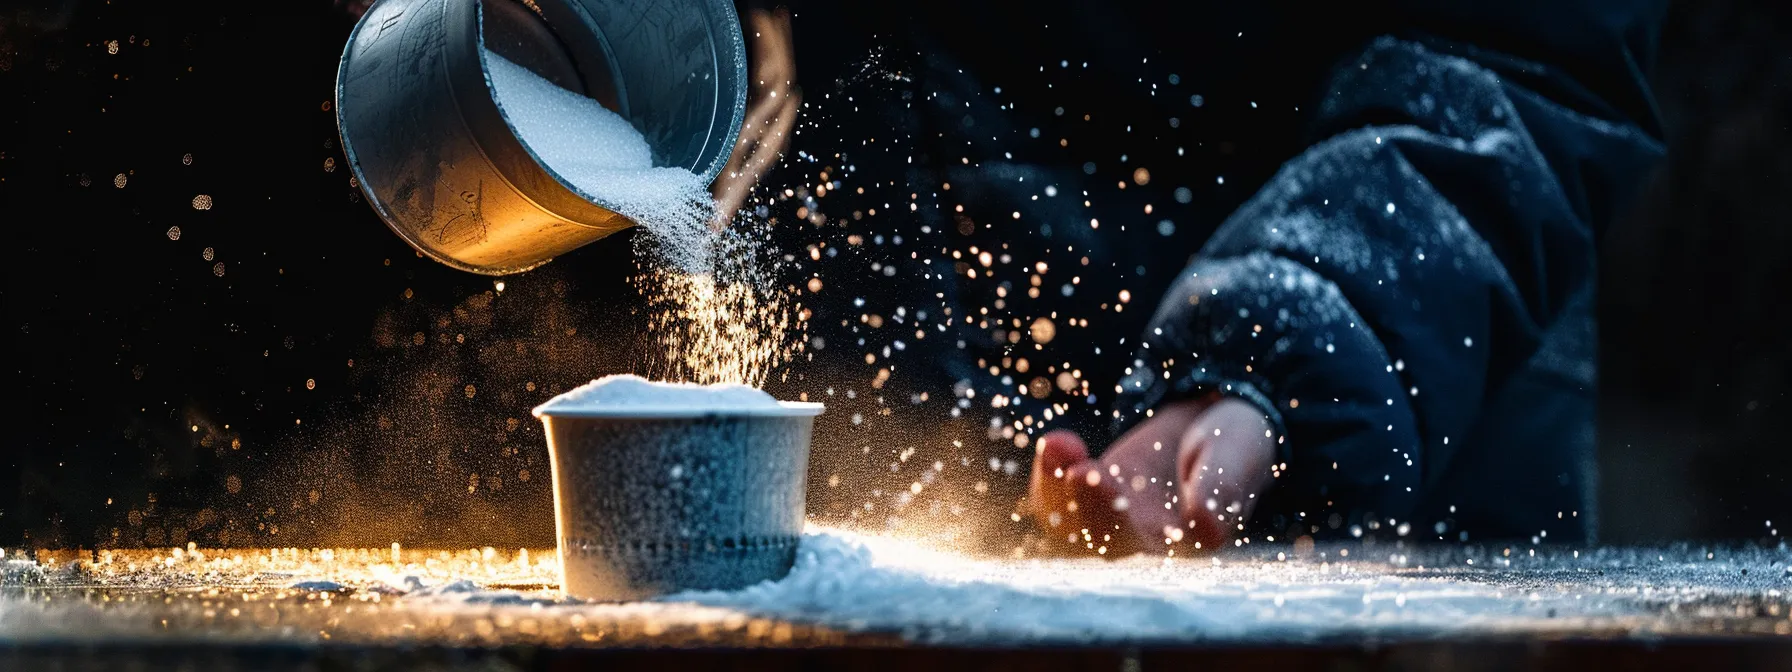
[483,50,715,273]
[483,49,795,386]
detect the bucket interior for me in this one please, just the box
[477,0,740,183]
[479,0,615,107]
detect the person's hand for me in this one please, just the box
[711,8,800,228]
[1025,394,1277,557]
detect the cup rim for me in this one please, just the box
[533,401,824,419]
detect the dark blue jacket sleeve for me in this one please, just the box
[1113,37,1664,542]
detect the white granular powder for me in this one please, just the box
[533,374,781,415]
[483,49,717,273]
[484,49,794,386]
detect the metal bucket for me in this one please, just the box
[336,0,747,275]
[534,402,823,601]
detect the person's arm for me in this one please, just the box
[1030,32,1666,553]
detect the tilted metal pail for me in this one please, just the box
[337,0,746,274]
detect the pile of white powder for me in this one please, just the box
[483,49,717,273]
[533,374,782,415]
[338,529,1675,645]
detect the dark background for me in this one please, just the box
[2,0,1786,549]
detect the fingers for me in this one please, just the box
[1029,405,1202,558]
[1025,431,1132,555]
[1026,430,1088,525]
[747,9,796,81]
[1034,430,1089,476]
[744,97,799,178]
[1176,398,1278,550]
[712,95,798,224]
[1055,460,1135,556]
[1085,399,1208,555]
[1026,397,1276,557]
[710,9,800,226]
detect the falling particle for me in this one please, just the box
[1463,337,1474,347]
[113,173,127,188]
[464,384,477,398]
[106,40,119,54]
[323,157,336,172]
[305,378,316,390]
[807,277,823,293]
[1132,168,1151,186]
[1386,202,1397,214]
[79,174,92,187]
[202,247,215,261]
[166,226,182,241]
[1029,317,1057,344]
[192,194,213,210]
[525,381,537,392]
[493,280,505,292]
[213,262,225,277]
[182,153,193,165]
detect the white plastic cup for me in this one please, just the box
[534,401,822,600]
